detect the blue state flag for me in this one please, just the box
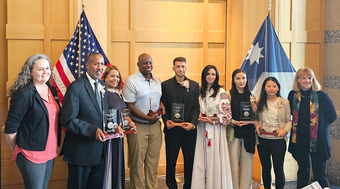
[241,15,295,98]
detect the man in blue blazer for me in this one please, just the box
[60,52,108,189]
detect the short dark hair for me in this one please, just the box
[86,52,102,63]
[173,57,186,65]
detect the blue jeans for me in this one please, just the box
[16,153,54,189]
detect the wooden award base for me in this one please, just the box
[259,130,278,136]
[240,120,256,124]
[172,122,184,127]
[148,109,163,116]
[201,113,219,121]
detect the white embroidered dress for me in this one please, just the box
[191,88,233,189]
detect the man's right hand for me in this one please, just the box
[166,120,175,129]
[95,128,105,142]
[148,114,161,125]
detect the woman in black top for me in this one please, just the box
[288,67,336,188]
[226,69,257,189]
[102,65,136,189]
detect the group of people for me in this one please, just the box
[5,52,337,189]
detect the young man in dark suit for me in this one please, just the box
[60,52,109,189]
[161,57,200,189]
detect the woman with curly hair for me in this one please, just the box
[5,54,61,189]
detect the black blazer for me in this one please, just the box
[288,90,337,160]
[5,83,62,151]
[60,74,108,166]
[161,77,200,135]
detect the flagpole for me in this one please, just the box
[264,16,268,79]
[265,0,272,78]
[268,0,272,14]
[78,1,85,78]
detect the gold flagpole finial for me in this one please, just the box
[82,0,85,10]
[268,0,272,14]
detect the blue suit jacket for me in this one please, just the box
[60,74,108,166]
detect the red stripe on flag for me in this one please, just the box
[55,59,71,87]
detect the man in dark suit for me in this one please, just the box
[60,52,108,189]
[161,57,200,189]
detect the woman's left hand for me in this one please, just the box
[276,129,288,137]
[124,122,137,135]
[116,125,125,137]
[129,122,137,133]
[198,113,215,125]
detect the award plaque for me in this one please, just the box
[120,108,130,131]
[172,103,185,125]
[105,108,118,134]
[240,102,256,124]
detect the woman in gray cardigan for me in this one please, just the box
[255,77,292,189]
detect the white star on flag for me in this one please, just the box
[245,42,264,65]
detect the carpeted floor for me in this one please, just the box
[125,174,340,189]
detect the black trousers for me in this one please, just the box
[67,157,105,189]
[257,137,286,189]
[295,150,329,188]
[165,128,196,189]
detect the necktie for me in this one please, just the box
[94,82,102,111]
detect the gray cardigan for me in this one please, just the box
[256,97,292,141]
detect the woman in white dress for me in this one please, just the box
[191,65,233,189]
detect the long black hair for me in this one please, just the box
[230,69,250,96]
[257,76,281,112]
[200,65,221,98]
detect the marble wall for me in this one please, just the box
[324,0,340,185]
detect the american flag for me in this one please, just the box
[51,10,111,103]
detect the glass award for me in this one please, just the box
[104,108,122,140]
[120,108,130,131]
[172,103,185,126]
[240,102,256,124]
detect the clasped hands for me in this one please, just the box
[166,120,195,131]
